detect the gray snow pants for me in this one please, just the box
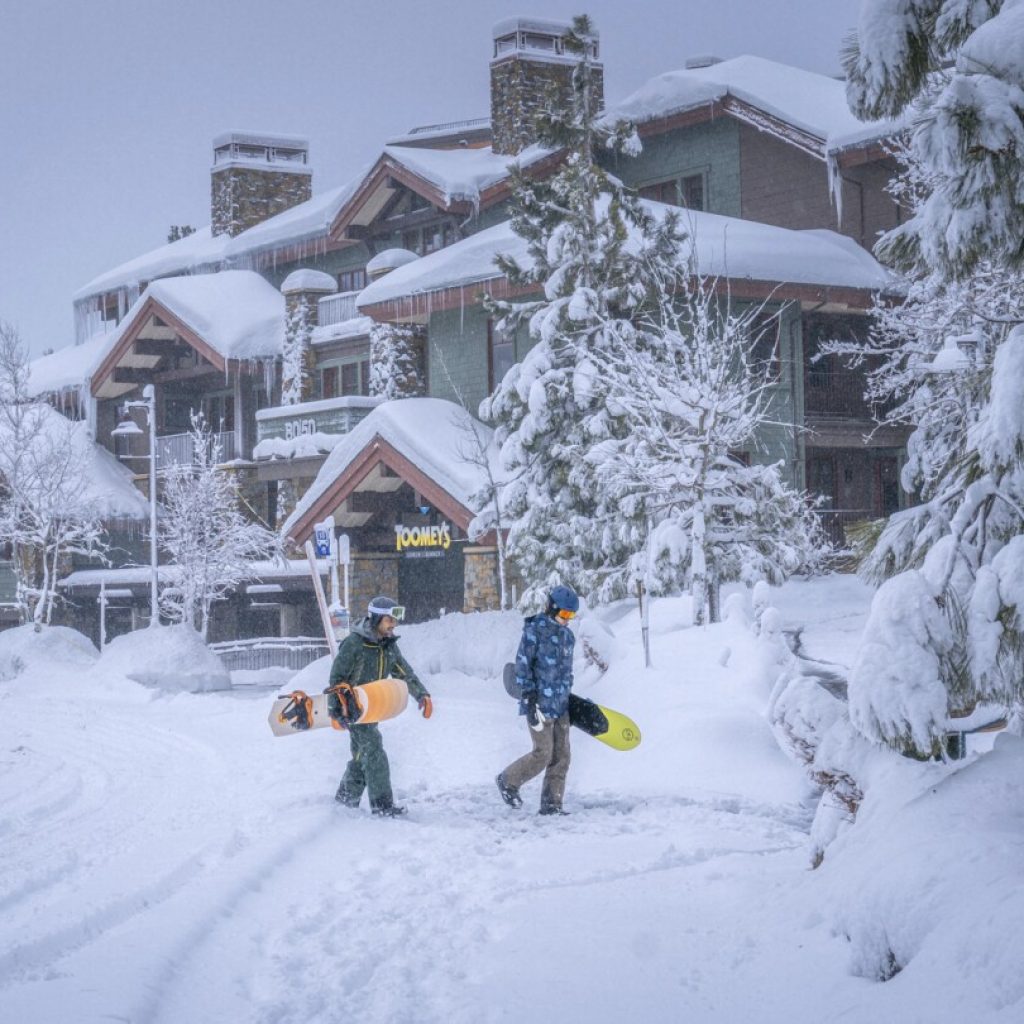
[500,713,571,811]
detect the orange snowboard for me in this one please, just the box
[268,677,409,737]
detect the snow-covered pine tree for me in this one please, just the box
[843,0,1024,279]
[838,2,1024,753]
[159,415,280,638]
[480,13,686,606]
[588,281,826,622]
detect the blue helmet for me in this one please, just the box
[548,585,579,615]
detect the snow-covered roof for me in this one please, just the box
[282,398,496,538]
[74,228,231,302]
[61,557,325,589]
[609,55,898,153]
[311,315,374,346]
[141,271,285,361]
[358,201,896,311]
[27,331,112,397]
[0,404,149,519]
[75,173,368,303]
[383,143,554,206]
[221,173,368,258]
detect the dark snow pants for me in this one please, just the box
[335,723,393,809]
[500,713,571,811]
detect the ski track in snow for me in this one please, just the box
[1,595,876,1024]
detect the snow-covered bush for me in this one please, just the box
[0,623,98,682]
[99,624,230,693]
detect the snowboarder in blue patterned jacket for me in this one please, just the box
[496,585,579,815]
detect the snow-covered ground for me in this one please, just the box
[1,575,1020,1023]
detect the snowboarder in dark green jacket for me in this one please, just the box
[327,596,432,817]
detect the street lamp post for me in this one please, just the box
[111,384,159,624]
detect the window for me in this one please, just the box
[337,268,366,293]
[637,173,706,211]
[488,321,516,392]
[423,224,444,255]
[639,180,678,205]
[321,355,370,399]
[681,173,705,211]
[749,311,782,379]
[203,393,235,431]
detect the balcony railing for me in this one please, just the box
[155,430,238,469]
[804,368,895,420]
[317,290,360,328]
[208,636,330,672]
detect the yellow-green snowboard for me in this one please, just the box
[502,663,641,751]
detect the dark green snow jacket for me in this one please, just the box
[327,616,428,701]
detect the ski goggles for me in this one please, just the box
[369,602,405,621]
[555,608,576,621]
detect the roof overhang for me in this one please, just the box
[90,296,228,399]
[633,95,888,164]
[359,272,885,323]
[286,434,475,544]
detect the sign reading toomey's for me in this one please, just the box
[394,522,452,553]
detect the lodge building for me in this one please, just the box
[21,17,907,639]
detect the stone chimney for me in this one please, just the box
[211,131,312,238]
[490,17,603,156]
[280,269,336,405]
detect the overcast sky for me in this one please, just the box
[0,0,860,356]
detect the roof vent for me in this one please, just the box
[685,55,723,70]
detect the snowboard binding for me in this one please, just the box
[324,683,362,729]
[277,690,315,731]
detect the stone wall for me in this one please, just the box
[490,56,604,156]
[282,293,319,404]
[211,167,312,238]
[349,553,400,621]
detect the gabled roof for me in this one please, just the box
[357,201,898,322]
[283,398,496,543]
[327,144,559,243]
[90,271,284,398]
[609,56,900,160]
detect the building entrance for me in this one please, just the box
[398,545,465,623]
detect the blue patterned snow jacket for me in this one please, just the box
[515,612,575,719]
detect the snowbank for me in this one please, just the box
[98,624,231,693]
[817,733,1024,1012]
[0,624,98,682]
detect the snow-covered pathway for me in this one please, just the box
[5,578,983,1023]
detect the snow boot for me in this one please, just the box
[538,805,570,816]
[370,799,407,818]
[496,774,522,809]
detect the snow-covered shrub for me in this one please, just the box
[99,624,230,693]
[0,623,98,682]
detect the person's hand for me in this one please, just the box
[526,695,545,731]
[418,695,433,719]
